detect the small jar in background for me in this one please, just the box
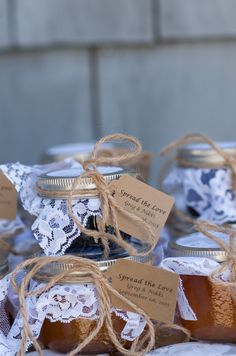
[162,232,236,342]
[163,142,236,233]
[42,141,152,182]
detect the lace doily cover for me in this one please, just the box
[0,161,126,256]
[160,257,221,321]
[164,166,236,224]
[0,273,146,355]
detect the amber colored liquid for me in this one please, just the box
[39,313,130,354]
[180,274,236,342]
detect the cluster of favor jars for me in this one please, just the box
[0,136,160,355]
[1,134,236,355]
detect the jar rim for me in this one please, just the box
[177,141,236,167]
[168,233,227,263]
[36,166,136,199]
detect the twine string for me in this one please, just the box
[65,134,158,257]
[194,220,236,289]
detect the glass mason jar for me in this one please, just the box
[36,166,139,255]
[163,142,236,234]
[167,232,236,342]
[37,243,153,354]
[42,142,152,182]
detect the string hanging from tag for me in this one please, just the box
[194,220,236,296]
[11,254,156,356]
[66,134,158,257]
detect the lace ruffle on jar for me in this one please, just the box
[0,161,136,256]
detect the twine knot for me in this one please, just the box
[66,134,157,258]
[194,220,236,289]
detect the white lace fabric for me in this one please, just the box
[0,275,146,355]
[164,167,236,224]
[0,161,105,256]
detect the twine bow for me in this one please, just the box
[11,255,155,356]
[194,220,236,291]
[161,133,236,191]
[66,134,157,257]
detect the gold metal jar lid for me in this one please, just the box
[34,243,153,284]
[0,253,8,278]
[168,232,227,263]
[37,166,135,199]
[177,142,236,167]
[42,142,114,163]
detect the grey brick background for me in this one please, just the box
[1,0,236,183]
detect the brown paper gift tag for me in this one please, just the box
[105,259,179,323]
[109,175,174,245]
[0,171,17,220]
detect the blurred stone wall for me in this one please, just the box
[1,0,236,183]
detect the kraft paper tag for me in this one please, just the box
[109,175,174,245]
[105,259,179,323]
[0,172,17,220]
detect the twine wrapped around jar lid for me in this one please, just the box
[37,167,135,199]
[194,220,236,294]
[37,134,158,258]
[160,133,236,190]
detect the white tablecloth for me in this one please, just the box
[27,342,236,355]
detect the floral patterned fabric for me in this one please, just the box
[164,167,236,224]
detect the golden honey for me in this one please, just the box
[180,274,236,341]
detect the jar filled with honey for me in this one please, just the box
[36,242,153,354]
[162,232,236,342]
